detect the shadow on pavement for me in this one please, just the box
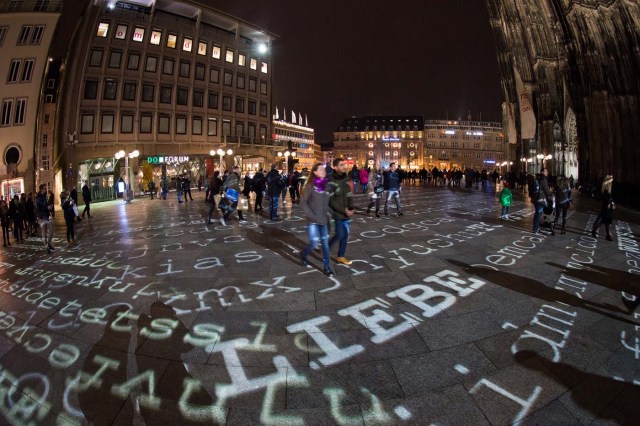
[514,350,640,424]
[547,262,640,298]
[445,259,639,326]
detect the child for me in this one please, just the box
[61,192,78,247]
[0,200,11,247]
[500,181,513,219]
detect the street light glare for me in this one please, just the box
[258,43,268,54]
[226,149,233,155]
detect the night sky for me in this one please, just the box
[207,0,503,145]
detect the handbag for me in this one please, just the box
[238,197,248,211]
[224,188,239,202]
[374,185,384,194]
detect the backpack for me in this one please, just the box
[528,179,540,202]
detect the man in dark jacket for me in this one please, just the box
[252,169,265,212]
[36,184,54,253]
[82,180,92,219]
[384,162,403,216]
[266,165,283,221]
[328,157,354,265]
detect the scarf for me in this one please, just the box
[314,177,328,192]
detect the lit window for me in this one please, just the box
[115,24,127,40]
[150,30,161,45]
[225,49,234,63]
[238,54,246,66]
[96,22,109,38]
[198,41,207,55]
[250,58,257,70]
[261,62,268,73]
[182,37,192,52]
[132,27,145,42]
[212,45,221,59]
[166,34,177,49]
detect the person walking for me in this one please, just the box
[252,169,265,212]
[70,187,80,222]
[160,176,168,200]
[207,171,222,224]
[591,174,615,241]
[36,184,55,253]
[219,166,247,226]
[553,174,573,235]
[0,200,11,247]
[366,166,383,218]
[499,182,513,219]
[384,162,404,216]
[82,180,92,219]
[26,192,37,236]
[266,165,284,221]
[328,158,355,265]
[61,192,78,247]
[299,163,334,277]
[359,167,369,194]
[531,168,552,234]
[350,165,360,194]
[9,195,24,243]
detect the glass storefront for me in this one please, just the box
[1,178,24,199]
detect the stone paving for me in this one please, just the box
[0,183,639,425]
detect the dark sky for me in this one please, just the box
[208,0,503,144]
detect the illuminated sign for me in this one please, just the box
[146,156,189,164]
[466,131,484,136]
[115,24,127,40]
[132,27,145,42]
[150,30,161,45]
[445,130,455,135]
[382,137,400,141]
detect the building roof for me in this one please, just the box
[336,116,425,132]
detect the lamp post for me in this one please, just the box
[210,148,234,171]
[277,140,297,174]
[115,149,139,201]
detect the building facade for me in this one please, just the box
[59,0,275,201]
[272,109,315,172]
[0,0,62,198]
[333,116,506,172]
[333,116,424,171]
[423,120,505,172]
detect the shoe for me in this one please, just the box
[239,219,248,224]
[48,245,54,251]
[178,201,183,203]
[47,247,52,254]
[283,201,287,204]
[300,253,309,266]
[398,212,404,216]
[219,217,226,226]
[591,230,597,238]
[72,240,79,246]
[207,220,216,225]
[375,213,381,218]
[336,257,352,265]
[505,215,510,219]
[550,231,556,236]
[366,208,371,215]
[606,235,613,241]
[67,242,74,248]
[324,267,334,277]
[500,215,505,219]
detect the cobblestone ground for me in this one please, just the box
[0,183,639,425]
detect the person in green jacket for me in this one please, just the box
[500,181,513,219]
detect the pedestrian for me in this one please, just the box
[366,166,383,218]
[299,162,334,277]
[0,199,11,247]
[9,195,24,243]
[350,165,360,194]
[266,165,284,221]
[328,157,355,265]
[499,181,513,219]
[289,168,301,203]
[26,192,37,236]
[591,174,614,241]
[207,171,222,224]
[36,184,55,253]
[82,180,92,219]
[384,162,403,216]
[553,174,573,235]
[242,171,253,210]
[48,190,56,218]
[219,166,247,226]
[530,168,552,234]
[176,177,183,203]
[252,168,265,212]
[280,171,289,205]
[181,176,192,202]
[160,176,168,200]
[359,167,369,194]
[61,192,78,247]
[70,187,80,221]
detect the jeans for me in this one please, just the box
[532,202,545,232]
[361,183,368,193]
[329,218,351,257]
[40,219,53,246]
[501,206,510,217]
[269,195,280,220]
[352,180,359,193]
[302,224,330,268]
[384,189,402,215]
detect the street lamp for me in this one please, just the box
[210,148,233,171]
[115,149,139,201]
[277,141,297,174]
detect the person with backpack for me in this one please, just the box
[499,182,513,219]
[553,174,573,235]
[530,168,552,234]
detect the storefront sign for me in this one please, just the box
[146,156,190,165]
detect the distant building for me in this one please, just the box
[333,116,424,171]
[0,0,63,198]
[272,108,315,171]
[423,120,506,171]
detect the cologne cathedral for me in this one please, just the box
[486,0,639,205]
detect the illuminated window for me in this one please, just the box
[261,62,268,74]
[182,37,192,52]
[150,30,161,45]
[81,113,94,134]
[115,24,127,40]
[250,58,257,70]
[393,151,398,156]
[166,34,177,49]
[225,49,234,63]
[132,27,145,42]
[96,22,109,38]
[212,45,221,59]
[207,118,217,136]
[238,54,246,66]
[198,41,207,56]
[368,151,374,156]
[368,143,374,148]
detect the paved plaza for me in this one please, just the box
[0,184,639,425]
